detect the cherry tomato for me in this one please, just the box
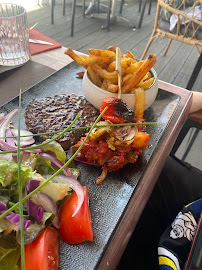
[100,97,134,124]
[24,227,59,270]
[59,186,93,245]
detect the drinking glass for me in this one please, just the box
[0,3,30,66]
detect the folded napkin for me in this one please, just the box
[169,5,202,31]
[29,28,62,56]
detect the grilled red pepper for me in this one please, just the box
[100,97,134,124]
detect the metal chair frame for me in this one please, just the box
[119,0,153,29]
[51,0,86,37]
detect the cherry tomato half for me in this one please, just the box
[24,227,59,270]
[100,97,134,124]
[59,186,93,245]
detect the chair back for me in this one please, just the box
[141,0,202,59]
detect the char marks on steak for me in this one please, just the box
[24,94,99,150]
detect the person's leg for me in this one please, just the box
[117,155,202,270]
[149,154,202,224]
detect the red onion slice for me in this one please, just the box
[0,152,13,161]
[31,191,59,229]
[39,152,84,217]
[0,139,18,152]
[0,109,36,150]
[10,128,34,141]
[0,201,31,230]
[74,156,100,166]
[43,174,84,217]
[25,180,44,225]
[0,139,41,154]
[5,129,15,146]
[9,128,35,147]
[39,152,75,178]
[13,137,35,147]
[0,109,18,142]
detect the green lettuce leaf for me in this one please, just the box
[20,153,37,171]
[70,168,80,179]
[41,140,66,163]
[42,212,53,226]
[35,155,55,175]
[0,159,35,188]
[0,160,18,187]
[12,165,36,188]
[0,235,20,270]
[0,159,18,187]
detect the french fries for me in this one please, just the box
[76,71,85,78]
[107,46,116,53]
[88,48,116,58]
[138,77,155,90]
[134,87,145,119]
[122,54,157,93]
[64,47,157,117]
[64,48,86,67]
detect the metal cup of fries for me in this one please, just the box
[65,47,158,118]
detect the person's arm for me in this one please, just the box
[189,92,202,114]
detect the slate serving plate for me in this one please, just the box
[0,61,181,270]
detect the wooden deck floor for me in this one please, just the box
[27,0,202,169]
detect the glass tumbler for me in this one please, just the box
[0,3,30,66]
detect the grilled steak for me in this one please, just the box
[24,94,99,150]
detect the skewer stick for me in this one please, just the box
[116,47,122,99]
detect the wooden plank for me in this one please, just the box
[180,47,199,75]
[172,72,190,89]
[158,42,193,84]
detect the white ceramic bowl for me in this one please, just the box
[82,68,158,111]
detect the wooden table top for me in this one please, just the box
[0,47,72,107]
[0,47,193,270]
